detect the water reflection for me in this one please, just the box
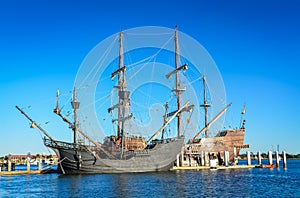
[1,161,300,197]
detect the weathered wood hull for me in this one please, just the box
[186,128,246,163]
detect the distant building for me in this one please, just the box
[1,154,58,164]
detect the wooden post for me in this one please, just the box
[247,151,251,165]
[268,151,273,165]
[205,152,209,166]
[8,154,12,172]
[282,151,287,169]
[201,151,205,166]
[233,147,238,165]
[224,151,229,166]
[257,151,262,165]
[38,158,42,171]
[275,151,280,168]
[181,151,184,167]
[27,153,31,172]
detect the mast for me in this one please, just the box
[239,104,246,129]
[54,89,60,114]
[147,101,190,144]
[110,31,131,158]
[175,25,181,138]
[117,31,124,137]
[71,88,80,144]
[200,76,211,138]
[161,102,169,140]
[165,26,188,138]
[52,93,115,159]
[193,103,232,141]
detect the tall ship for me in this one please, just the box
[16,26,195,174]
[17,26,247,172]
[181,76,248,166]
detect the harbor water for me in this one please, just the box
[1,160,300,197]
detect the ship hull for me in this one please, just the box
[46,137,184,174]
[186,128,246,163]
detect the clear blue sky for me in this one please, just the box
[1,0,299,156]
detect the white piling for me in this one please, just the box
[176,154,180,167]
[268,151,273,165]
[247,151,251,165]
[224,151,229,166]
[282,151,287,169]
[233,147,238,165]
[27,157,31,172]
[257,151,262,165]
[201,151,205,166]
[8,160,12,172]
[38,158,42,171]
[275,151,280,167]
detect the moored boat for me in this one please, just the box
[17,26,193,174]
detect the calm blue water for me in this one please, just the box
[1,160,300,198]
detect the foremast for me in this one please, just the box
[71,88,80,145]
[53,90,115,159]
[166,25,188,138]
[54,88,80,145]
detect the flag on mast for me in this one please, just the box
[241,104,246,115]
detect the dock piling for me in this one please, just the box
[27,156,31,172]
[257,151,262,165]
[205,152,209,166]
[38,158,42,171]
[200,151,205,166]
[176,154,180,167]
[268,151,273,165]
[275,151,280,167]
[181,151,184,167]
[282,151,287,169]
[233,147,238,165]
[247,151,251,165]
[8,160,12,172]
[224,151,229,166]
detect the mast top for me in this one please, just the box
[71,88,80,110]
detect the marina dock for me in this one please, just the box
[172,150,287,171]
[0,170,43,176]
[172,164,257,171]
[0,153,58,176]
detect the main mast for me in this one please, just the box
[117,31,124,137]
[165,26,188,138]
[110,31,131,158]
[175,25,181,138]
[200,76,211,138]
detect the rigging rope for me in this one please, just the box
[127,34,173,81]
[77,35,119,89]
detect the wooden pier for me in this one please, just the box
[0,153,57,176]
[172,164,256,171]
[172,150,287,171]
[0,170,43,176]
